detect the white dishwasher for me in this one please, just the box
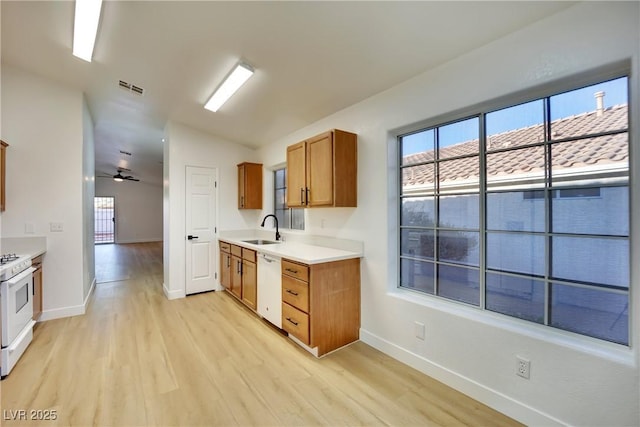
[257,252,282,328]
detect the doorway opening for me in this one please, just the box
[94,196,115,244]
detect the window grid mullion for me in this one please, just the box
[544,96,552,327]
[479,113,487,310]
[434,127,441,295]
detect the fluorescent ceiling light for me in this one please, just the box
[204,63,254,112]
[73,0,103,62]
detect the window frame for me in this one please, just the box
[394,68,631,346]
[273,167,304,231]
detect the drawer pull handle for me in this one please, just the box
[285,268,299,274]
[285,289,299,296]
[286,317,299,326]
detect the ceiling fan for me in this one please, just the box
[112,169,139,182]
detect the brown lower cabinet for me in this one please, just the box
[281,257,360,356]
[32,255,43,321]
[219,241,231,291]
[241,250,257,311]
[1,140,8,212]
[219,241,257,310]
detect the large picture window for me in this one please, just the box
[398,76,630,345]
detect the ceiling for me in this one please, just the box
[1,1,575,185]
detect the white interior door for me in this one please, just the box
[185,166,217,295]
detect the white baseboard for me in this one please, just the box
[163,282,185,300]
[83,277,96,307]
[359,329,564,427]
[38,304,86,321]
[115,238,163,244]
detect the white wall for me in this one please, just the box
[95,178,162,244]
[163,121,259,299]
[257,3,640,426]
[0,65,88,320]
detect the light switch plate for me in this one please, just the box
[50,222,64,232]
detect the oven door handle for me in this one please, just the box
[6,267,35,287]
[7,320,36,354]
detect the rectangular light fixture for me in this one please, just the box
[204,63,254,112]
[73,0,103,62]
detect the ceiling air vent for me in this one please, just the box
[118,80,145,96]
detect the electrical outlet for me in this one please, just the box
[516,356,531,379]
[414,321,425,340]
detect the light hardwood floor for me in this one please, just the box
[1,242,522,426]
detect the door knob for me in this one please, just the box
[187,235,199,240]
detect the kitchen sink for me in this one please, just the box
[242,239,281,245]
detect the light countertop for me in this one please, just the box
[219,236,362,264]
[0,237,46,259]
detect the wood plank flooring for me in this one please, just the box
[1,242,522,426]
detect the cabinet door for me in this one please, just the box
[242,260,257,310]
[237,163,263,209]
[231,255,243,299]
[220,252,231,290]
[237,164,246,208]
[1,141,7,212]
[306,132,334,207]
[286,142,307,207]
[32,266,42,321]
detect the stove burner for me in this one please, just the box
[0,254,19,265]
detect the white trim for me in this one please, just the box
[38,304,86,321]
[163,282,185,300]
[115,238,163,244]
[83,277,96,307]
[287,334,319,357]
[359,328,566,427]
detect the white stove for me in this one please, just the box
[0,254,32,281]
[1,253,35,378]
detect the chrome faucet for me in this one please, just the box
[260,214,281,241]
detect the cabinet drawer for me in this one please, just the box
[282,275,309,313]
[282,302,310,345]
[242,248,256,263]
[231,245,242,257]
[282,259,309,282]
[219,241,231,252]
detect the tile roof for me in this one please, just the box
[402,105,628,187]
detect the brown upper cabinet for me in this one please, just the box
[286,129,357,208]
[1,140,8,212]
[237,162,262,209]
